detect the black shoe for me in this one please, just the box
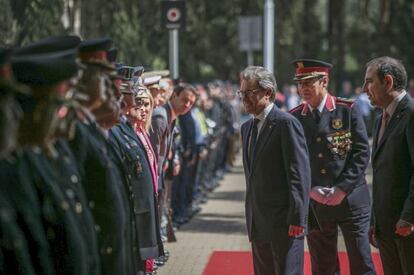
[159,255,168,262]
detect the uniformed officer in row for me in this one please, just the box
[0,46,44,275]
[11,37,99,274]
[108,65,164,275]
[69,37,138,274]
[289,59,375,275]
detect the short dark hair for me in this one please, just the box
[173,83,197,96]
[366,56,407,91]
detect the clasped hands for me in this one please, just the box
[310,186,347,206]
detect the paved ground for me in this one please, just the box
[158,152,377,275]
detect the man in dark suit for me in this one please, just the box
[364,56,414,274]
[149,83,197,190]
[290,59,375,275]
[239,66,310,275]
[149,83,197,233]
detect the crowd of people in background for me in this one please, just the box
[0,35,241,275]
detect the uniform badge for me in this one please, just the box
[332,119,343,130]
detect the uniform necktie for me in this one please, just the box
[312,109,321,124]
[378,110,390,143]
[249,118,260,162]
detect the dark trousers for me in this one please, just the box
[171,157,196,218]
[251,233,304,275]
[376,234,414,275]
[307,212,375,275]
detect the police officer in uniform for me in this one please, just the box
[11,40,95,275]
[70,37,136,274]
[0,46,42,275]
[109,83,164,275]
[290,59,375,275]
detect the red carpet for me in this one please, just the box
[203,251,383,275]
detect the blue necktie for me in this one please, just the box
[249,118,260,164]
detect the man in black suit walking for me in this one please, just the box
[240,66,310,275]
[364,56,414,275]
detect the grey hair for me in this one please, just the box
[240,66,277,101]
[366,56,407,91]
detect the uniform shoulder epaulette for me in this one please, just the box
[335,97,355,107]
[289,103,305,113]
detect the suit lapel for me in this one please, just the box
[372,113,382,154]
[373,95,409,160]
[242,119,253,175]
[250,106,277,173]
[119,122,147,153]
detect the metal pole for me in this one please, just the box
[263,0,274,72]
[169,29,179,80]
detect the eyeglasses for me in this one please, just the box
[236,88,262,98]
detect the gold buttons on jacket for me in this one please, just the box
[316,137,322,143]
[75,203,82,214]
[70,175,78,183]
[106,246,113,254]
[318,153,323,159]
[320,169,326,174]
[61,201,70,211]
[66,189,74,199]
[100,246,113,255]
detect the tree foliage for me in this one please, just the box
[1,0,413,90]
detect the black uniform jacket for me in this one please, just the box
[109,120,163,260]
[290,94,371,221]
[70,121,134,275]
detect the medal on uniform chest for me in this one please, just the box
[332,118,343,130]
[326,130,352,159]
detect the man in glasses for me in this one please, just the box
[239,65,310,275]
[290,59,375,275]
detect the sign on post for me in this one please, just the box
[238,16,262,66]
[238,16,262,51]
[161,1,186,30]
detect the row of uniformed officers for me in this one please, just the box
[0,35,186,275]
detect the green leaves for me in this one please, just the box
[1,0,413,85]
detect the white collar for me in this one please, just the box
[309,93,328,113]
[254,103,274,121]
[385,90,407,117]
